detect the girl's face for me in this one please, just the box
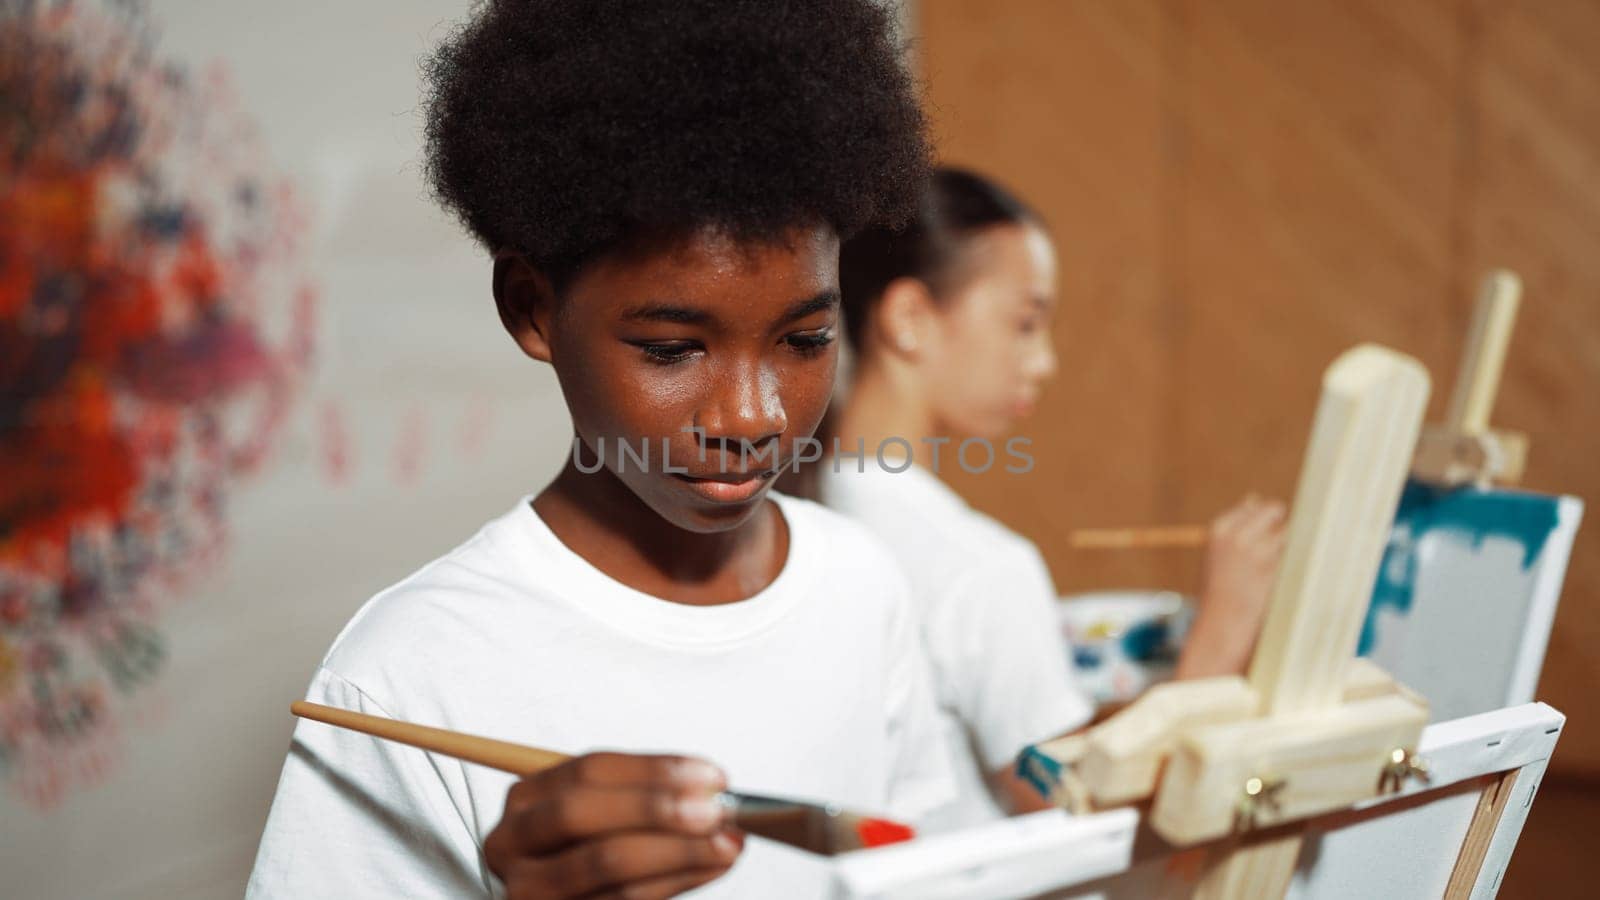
[925,222,1058,439]
[541,224,840,533]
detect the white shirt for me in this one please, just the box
[819,462,1093,830]
[246,491,953,899]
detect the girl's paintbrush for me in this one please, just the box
[1068,525,1208,550]
[289,700,914,856]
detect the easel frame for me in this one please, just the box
[830,702,1562,899]
[839,327,1569,898]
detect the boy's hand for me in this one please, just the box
[1176,494,1288,679]
[484,752,744,899]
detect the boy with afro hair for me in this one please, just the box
[246,1,953,897]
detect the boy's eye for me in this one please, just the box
[784,328,836,356]
[633,340,701,365]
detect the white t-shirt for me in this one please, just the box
[246,491,953,899]
[819,462,1093,830]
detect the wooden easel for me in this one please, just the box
[1412,269,1526,488]
[833,701,1561,898]
[1023,343,1440,899]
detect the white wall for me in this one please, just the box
[0,3,573,896]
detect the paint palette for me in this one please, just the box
[1057,590,1194,707]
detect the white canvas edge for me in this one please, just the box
[1505,495,1584,707]
[827,807,1139,899]
[829,702,1565,900]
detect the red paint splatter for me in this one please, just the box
[319,399,352,486]
[392,404,428,485]
[0,0,316,806]
[458,397,494,459]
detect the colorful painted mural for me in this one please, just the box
[0,0,316,807]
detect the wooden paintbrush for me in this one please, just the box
[1068,525,1208,550]
[289,700,915,856]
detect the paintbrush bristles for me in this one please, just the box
[720,793,915,854]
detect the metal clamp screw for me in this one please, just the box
[1378,747,1430,794]
[1233,775,1287,833]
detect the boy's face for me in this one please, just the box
[508,224,840,533]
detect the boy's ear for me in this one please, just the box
[875,275,937,360]
[492,250,557,363]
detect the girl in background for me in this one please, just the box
[816,167,1288,829]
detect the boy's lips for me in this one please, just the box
[672,470,776,504]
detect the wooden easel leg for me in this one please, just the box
[1192,835,1300,900]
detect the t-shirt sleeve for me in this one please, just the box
[245,666,493,899]
[880,573,960,824]
[952,545,1094,772]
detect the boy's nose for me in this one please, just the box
[694,361,788,450]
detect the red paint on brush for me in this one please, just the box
[856,817,916,848]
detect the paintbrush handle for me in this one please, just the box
[290,700,571,775]
[289,700,915,855]
[1069,525,1209,550]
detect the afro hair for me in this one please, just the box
[421,0,930,286]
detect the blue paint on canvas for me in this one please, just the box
[1359,479,1561,655]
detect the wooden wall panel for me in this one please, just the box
[922,0,1193,591]
[1470,0,1600,781]
[1170,0,1463,531]
[918,0,1600,783]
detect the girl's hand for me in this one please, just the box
[484,752,744,899]
[1176,494,1288,679]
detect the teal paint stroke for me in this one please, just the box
[1359,479,1561,655]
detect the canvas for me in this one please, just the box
[1361,479,1583,722]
